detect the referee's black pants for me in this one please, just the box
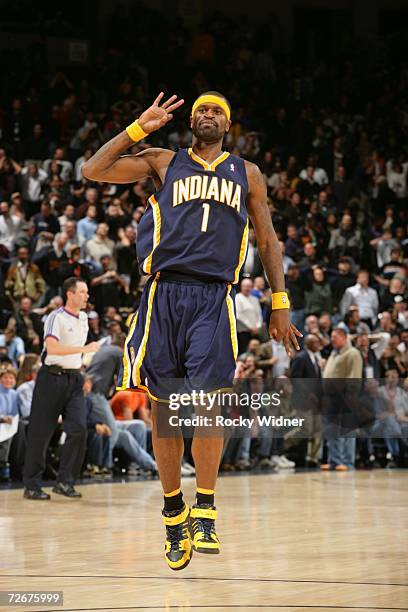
[23,367,87,490]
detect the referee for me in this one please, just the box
[23,277,100,500]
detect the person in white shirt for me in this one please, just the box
[340,270,379,328]
[20,163,48,206]
[43,147,73,182]
[235,278,264,354]
[0,200,22,253]
[23,277,100,500]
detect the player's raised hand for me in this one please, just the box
[138,92,184,134]
[269,310,303,358]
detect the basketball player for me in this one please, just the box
[83,92,301,570]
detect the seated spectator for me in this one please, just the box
[111,391,152,425]
[376,248,405,283]
[83,376,111,475]
[7,296,43,353]
[338,306,371,335]
[57,203,75,232]
[5,246,45,305]
[87,311,107,342]
[0,326,25,367]
[340,270,379,329]
[298,243,323,270]
[0,366,19,481]
[379,277,406,312]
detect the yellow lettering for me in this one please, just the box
[178,178,190,204]
[200,175,209,199]
[173,180,179,207]
[220,179,234,206]
[190,176,202,200]
[230,185,241,213]
[206,177,219,201]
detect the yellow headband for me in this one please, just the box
[191,94,231,121]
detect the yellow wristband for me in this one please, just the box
[271,291,290,310]
[125,119,148,142]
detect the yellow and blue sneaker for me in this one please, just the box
[190,504,220,554]
[162,503,193,570]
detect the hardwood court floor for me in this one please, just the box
[0,470,407,612]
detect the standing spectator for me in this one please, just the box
[235,278,264,354]
[278,241,294,274]
[328,214,362,264]
[285,225,304,261]
[90,255,128,314]
[332,165,354,211]
[77,204,98,246]
[329,257,356,307]
[321,328,363,470]
[0,200,22,254]
[340,270,379,328]
[286,264,309,332]
[43,147,73,183]
[305,267,333,316]
[241,229,263,277]
[290,334,322,467]
[20,163,48,219]
[32,232,69,302]
[83,223,115,265]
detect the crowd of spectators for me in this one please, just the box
[0,7,407,482]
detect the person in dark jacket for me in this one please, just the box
[83,375,111,473]
[290,334,322,467]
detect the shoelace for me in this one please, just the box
[167,523,187,550]
[194,517,215,540]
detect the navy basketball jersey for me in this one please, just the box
[136,148,249,283]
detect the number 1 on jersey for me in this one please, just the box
[201,202,210,232]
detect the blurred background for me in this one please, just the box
[0,0,407,482]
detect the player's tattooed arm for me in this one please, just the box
[82,93,184,184]
[246,161,302,356]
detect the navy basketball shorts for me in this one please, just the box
[117,273,238,402]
